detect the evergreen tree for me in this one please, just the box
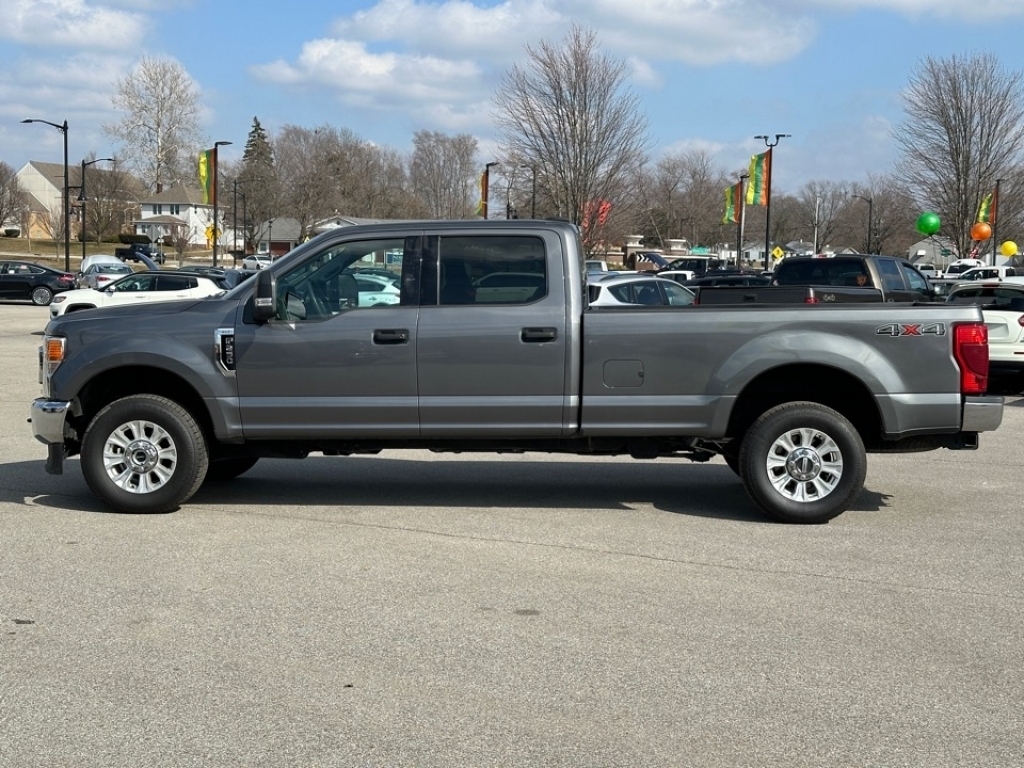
[238,117,278,253]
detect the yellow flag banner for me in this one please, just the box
[745,148,771,207]
[198,149,214,205]
[723,181,743,224]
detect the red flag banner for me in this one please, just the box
[582,199,612,230]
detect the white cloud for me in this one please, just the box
[799,0,1024,22]
[255,38,482,101]
[249,0,824,138]
[0,0,149,49]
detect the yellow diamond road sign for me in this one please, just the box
[772,246,785,260]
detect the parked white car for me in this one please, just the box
[588,273,696,307]
[944,258,986,277]
[242,254,273,270]
[351,272,400,306]
[50,271,226,318]
[946,282,1024,377]
[956,265,1019,282]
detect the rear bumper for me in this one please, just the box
[963,395,1004,433]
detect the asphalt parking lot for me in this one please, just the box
[2,300,1023,768]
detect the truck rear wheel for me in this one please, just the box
[81,395,208,513]
[738,402,866,524]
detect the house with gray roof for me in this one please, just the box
[132,185,216,248]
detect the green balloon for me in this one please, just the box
[916,212,941,235]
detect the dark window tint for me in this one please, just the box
[112,274,157,291]
[875,259,905,292]
[435,235,547,306]
[156,275,193,291]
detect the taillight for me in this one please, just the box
[953,323,989,394]
[1018,315,1024,328]
[803,296,819,304]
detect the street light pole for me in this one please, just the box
[812,195,821,255]
[737,173,749,266]
[232,179,243,261]
[78,157,114,261]
[753,133,790,270]
[211,141,232,267]
[23,118,70,271]
[853,194,873,253]
[991,178,1002,267]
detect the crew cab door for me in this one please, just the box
[415,230,571,437]
[231,235,421,438]
[875,257,932,302]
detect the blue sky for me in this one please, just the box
[3,0,1024,194]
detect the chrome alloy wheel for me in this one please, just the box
[765,426,843,502]
[103,419,178,493]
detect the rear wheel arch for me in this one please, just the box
[726,363,882,446]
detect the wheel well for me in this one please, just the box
[73,366,214,444]
[726,363,882,446]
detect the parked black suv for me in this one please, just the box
[115,242,166,264]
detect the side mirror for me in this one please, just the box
[253,269,277,322]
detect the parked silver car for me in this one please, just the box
[78,262,135,290]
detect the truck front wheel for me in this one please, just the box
[81,395,209,513]
[738,402,866,524]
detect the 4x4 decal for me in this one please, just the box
[876,322,946,337]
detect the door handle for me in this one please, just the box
[373,328,410,344]
[521,327,557,342]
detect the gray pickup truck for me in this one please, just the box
[30,220,1003,524]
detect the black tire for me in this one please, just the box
[81,395,209,513]
[205,456,259,482]
[31,286,53,306]
[738,402,866,524]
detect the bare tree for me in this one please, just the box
[795,181,851,254]
[0,161,27,235]
[356,146,421,219]
[104,56,205,192]
[410,130,478,218]
[76,157,142,244]
[894,53,1024,259]
[274,125,350,240]
[638,150,732,248]
[494,25,649,249]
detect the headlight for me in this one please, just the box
[52,295,67,304]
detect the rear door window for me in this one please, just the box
[425,235,548,306]
[875,259,906,295]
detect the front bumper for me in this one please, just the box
[963,395,1004,433]
[31,398,71,444]
[30,398,71,475]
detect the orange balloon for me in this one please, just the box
[971,222,992,241]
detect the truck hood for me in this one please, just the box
[46,297,211,334]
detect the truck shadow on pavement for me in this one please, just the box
[3,455,894,523]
